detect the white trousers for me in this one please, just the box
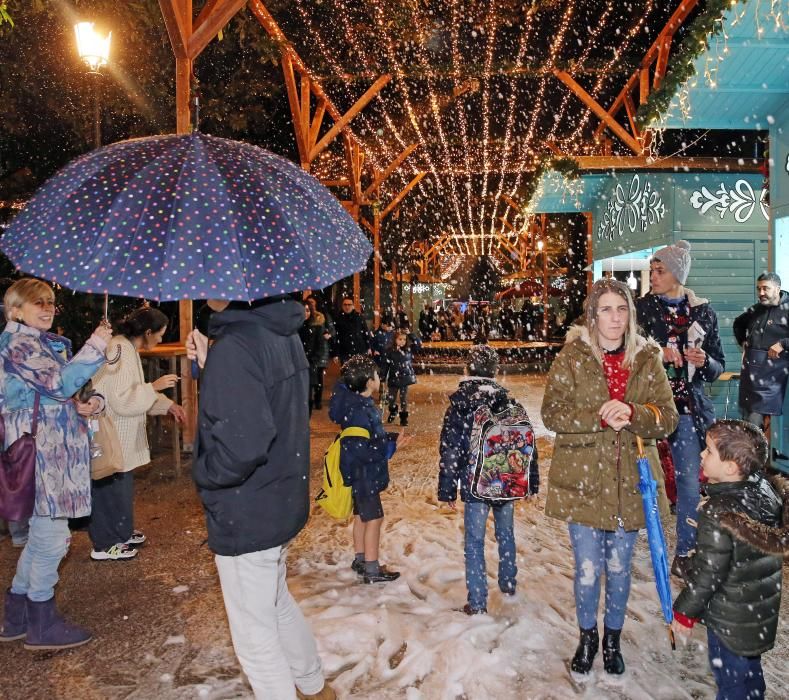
[215,545,324,699]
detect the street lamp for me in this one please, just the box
[74,22,111,148]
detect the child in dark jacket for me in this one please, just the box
[328,355,407,584]
[672,419,783,699]
[438,345,539,615]
[383,330,417,426]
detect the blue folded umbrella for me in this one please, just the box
[1,132,372,301]
[636,436,676,650]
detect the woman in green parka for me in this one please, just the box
[542,279,678,676]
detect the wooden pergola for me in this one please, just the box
[153,0,763,443]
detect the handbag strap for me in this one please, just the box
[0,392,41,445]
[30,392,41,437]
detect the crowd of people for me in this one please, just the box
[0,238,788,700]
[418,299,547,341]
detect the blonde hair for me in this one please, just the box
[4,278,55,321]
[584,278,639,368]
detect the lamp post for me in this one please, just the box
[74,22,111,148]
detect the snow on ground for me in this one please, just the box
[2,373,786,699]
[175,373,789,699]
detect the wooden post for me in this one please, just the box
[176,54,196,451]
[584,212,594,295]
[542,245,549,339]
[372,206,381,328]
[391,260,398,311]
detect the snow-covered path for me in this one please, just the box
[179,373,789,699]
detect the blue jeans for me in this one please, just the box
[669,414,702,556]
[464,500,516,610]
[10,515,71,602]
[568,523,638,630]
[707,628,765,699]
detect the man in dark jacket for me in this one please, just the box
[636,240,725,573]
[733,272,789,432]
[188,297,334,700]
[672,420,782,700]
[438,345,539,615]
[332,297,370,364]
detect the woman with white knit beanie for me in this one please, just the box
[88,307,186,561]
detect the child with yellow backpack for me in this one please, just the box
[326,355,410,583]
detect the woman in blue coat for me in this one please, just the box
[0,279,110,650]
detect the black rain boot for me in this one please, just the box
[399,411,409,426]
[602,627,625,675]
[387,404,398,423]
[571,626,599,674]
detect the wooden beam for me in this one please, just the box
[502,194,522,212]
[309,100,327,147]
[309,74,392,162]
[653,37,671,89]
[380,172,426,221]
[555,70,642,154]
[573,155,761,172]
[499,216,516,233]
[321,178,350,188]
[639,67,650,105]
[188,0,247,58]
[158,0,190,59]
[594,71,639,141]
[593,0,699,140]
[281,54,309,167]
[493,233,520,260]
[363,143,418,199]
[623,92,641,139]
[344,136,365,208]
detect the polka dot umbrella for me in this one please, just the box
[1,132,372,301]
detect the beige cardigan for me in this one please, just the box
[92,336,173,471]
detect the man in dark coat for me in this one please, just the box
[188,297,334,700]
[332,297,370,364]
[636,240,725,574]
[733,272,789,432]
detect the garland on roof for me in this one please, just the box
[635,0,740,129]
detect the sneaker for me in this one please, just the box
[363,566,400,584]
[91,543,138,561]
[125,530,146,547]
[461,603,487,616]
[351,559,365,576]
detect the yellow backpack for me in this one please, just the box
[315,427,370,519]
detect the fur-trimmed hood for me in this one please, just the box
[719,474,789,557]
[564,323,661,357]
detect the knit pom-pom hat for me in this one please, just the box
[467,344,498,377]
[653,240,692,285]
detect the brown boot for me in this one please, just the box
[296,685,336,700]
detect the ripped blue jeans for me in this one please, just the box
[568,523,638,631]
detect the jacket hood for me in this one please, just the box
[329,381,371,423]
[450,377,510,410]
[209,298,305,337]
[565,323,658,352]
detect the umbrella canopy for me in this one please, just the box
[636,435,676,649]
[1,132,372,301]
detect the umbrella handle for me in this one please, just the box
[668,625,676,651]
[635,435,646,459]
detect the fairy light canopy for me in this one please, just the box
[269,0,696,260]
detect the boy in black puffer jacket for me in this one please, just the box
[672,419,783,700]
[329,355,408,584]
[438,345,539,615]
